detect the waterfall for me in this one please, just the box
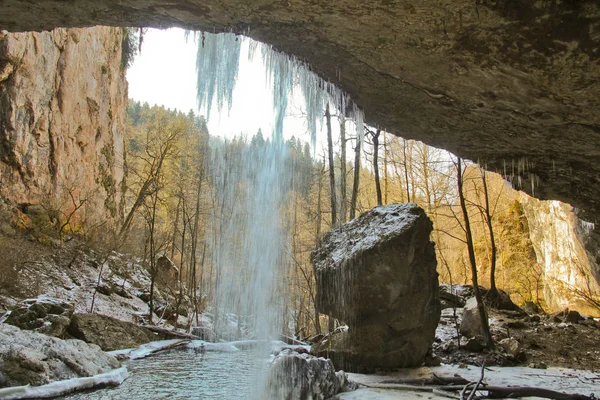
[208,136,290,341]
[194,31,365,397]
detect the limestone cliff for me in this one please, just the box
[0,26,126,225]
[520,195,600,316]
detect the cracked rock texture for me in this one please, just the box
[0,26,126,223]
[0,1,599,227]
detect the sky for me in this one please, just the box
[126,28,318,144]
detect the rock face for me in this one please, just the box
[0,323,120,388]
[0,26,126,225]
[68,313,155,351]
[0,2,599,225]
[4,297,74,338]
[265,350,350,400]
[520,195,600,316]
[312,203,440,372]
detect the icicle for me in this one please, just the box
[579,219,596,233]
[195,32,242,119]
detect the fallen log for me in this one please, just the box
[436,385,595,400]
[361,383,595,400]
[145,325,202,340]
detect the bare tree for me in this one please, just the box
[371,128,382,206]
[456,157,493,348]
[481,168,499,298]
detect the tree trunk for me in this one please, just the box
[148,186,160,325]
[326,103,337,227]
[314,163,324,335]
[403,139,411,202]
[349,125,362,219]
[481,168,499,295]
[170,195,181,261]
[383,130,388,204]
[339,116,347,224]
[456,158,493,349]
[189,167,204,324]
[373,128,382,206]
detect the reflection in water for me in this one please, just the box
[62,348,269,400]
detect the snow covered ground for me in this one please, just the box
[0,367,128,400]
[341,364,600,399]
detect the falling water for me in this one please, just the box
[194,31,365,397]
[208,136,289,342]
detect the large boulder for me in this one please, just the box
[312,203,440,372]
[67,313,155,351]
[0,323,120,388]
[4,297,74,338]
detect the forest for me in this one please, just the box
[118,99,561,340]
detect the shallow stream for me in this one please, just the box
[61,347,268,400]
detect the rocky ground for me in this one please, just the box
[433,285,600,373]
[1,233,599,395]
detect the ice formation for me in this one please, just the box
[195,32,242,119]
[195,32,365,145]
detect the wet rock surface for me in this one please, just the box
[312,203,440,372]
[0,323,120,388]
[266,349,354,400]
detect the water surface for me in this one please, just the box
[62,348,268,400]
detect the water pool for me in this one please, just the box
[61,347,270,400]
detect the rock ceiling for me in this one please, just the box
[1,0,599,221]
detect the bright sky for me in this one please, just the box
[126,28,318,144]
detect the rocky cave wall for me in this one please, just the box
[0,1,599,227]
[0,26,127,225]
[520,194,600,316]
